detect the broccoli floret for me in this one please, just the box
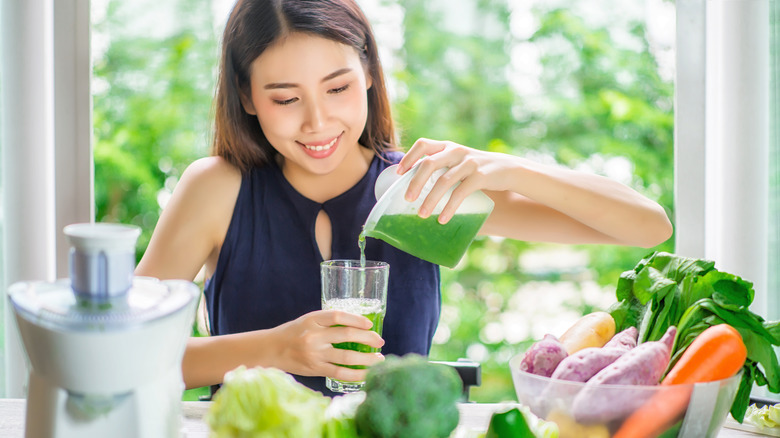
[355,354,462,438]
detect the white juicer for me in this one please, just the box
[8,223,199,438]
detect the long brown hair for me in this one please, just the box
[212,0,397,173]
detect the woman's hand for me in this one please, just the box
[269,310,385,382]
[397,138,511,224]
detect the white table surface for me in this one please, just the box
[0,398,775,437]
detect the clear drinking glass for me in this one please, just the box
[321,259,389,393]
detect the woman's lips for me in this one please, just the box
[299,134,341,158]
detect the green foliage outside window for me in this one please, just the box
[92,0,674,402]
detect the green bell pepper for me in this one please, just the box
[485,407,536,438]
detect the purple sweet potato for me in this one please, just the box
[550,347,627,382]
[603,326,638,351]
[547,327,638,384]
[571,326,676,424]
[518,334,568,377]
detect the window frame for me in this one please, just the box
[0,0,92,398]
[675,0,771,319]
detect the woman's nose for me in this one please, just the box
[302,99,326,133]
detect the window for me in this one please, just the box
[1,0,777,402]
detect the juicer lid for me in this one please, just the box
[8,277,198,331]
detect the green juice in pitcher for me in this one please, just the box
[363,212,489,268]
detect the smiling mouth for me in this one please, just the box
[302,135,339,152]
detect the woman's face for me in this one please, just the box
[242,33,372,177]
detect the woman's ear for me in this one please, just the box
[239,90,257,116]
[239,83,257,115]
[363,65,373,91]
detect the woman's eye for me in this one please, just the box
[329,84,350,94]
[273,97,298,106]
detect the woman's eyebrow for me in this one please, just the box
[263,68,354,90]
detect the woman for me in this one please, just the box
[135,0,673,396]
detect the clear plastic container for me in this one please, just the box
[509,353,742,438]
[363,163,494,268]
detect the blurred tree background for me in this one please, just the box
[92,0,675,402]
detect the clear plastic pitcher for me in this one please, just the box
[363,163,494,268]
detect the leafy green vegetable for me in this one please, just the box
[323,392,366,438]
[204,366,355,438]
[355,354,462,438]
[609,251,780,423]
[745,403,780,429]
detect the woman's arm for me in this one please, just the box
[135,157,383,389]
[397,139,673,248]
[182,311,384,389]
[135,156,241,281]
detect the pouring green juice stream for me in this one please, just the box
[340,211,488,359]
[336,211,486,373]
[324,162,492,390]
[335,211,487,370]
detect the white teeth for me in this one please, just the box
[304,136,337,151]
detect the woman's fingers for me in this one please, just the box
[397,137,447,173]
[417,159,481,221]
[323,351,384,382]
[404,142,467,203]
[329,349,385,368]
[315,309,374,330]
[273,311,386,377]
[325,325,385,349]
[437,174,485,224]
[321,355,383,383]
[308,310,385,350]
[398,140,510,222]
[325,363,369,383]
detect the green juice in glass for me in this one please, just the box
[323,297,385,370]
[363,212,489,268]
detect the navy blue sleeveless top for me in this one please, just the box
[204,151,441,396]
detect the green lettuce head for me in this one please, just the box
[204,366,330,438]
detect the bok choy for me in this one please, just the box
[609,251,780,422]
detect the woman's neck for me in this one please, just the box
[280,145,375,203]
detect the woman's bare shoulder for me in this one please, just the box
[136,157,242,280]
[175,156,242,201]
[182,156,241,185]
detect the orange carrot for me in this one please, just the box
[613,324,747,438]
[612,385,691,438]
[662,323,747,385]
